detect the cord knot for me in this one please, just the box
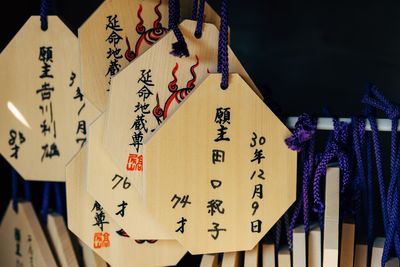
[285,113,317,151]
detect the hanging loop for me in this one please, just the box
[11,170,18,213]
[40,182,51,224]
[217,0,229,89]
[169,0,189,57]
[40,0,49,31]
[194,0,206,38]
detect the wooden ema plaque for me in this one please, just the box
[103,20,261,196]
[87,114,171,239]
[0,201,57,266]
[79,0,222,111]
[80,241,108,267]
[0,16,100,181]
[66,145,186,267]
[47,213,79,267]
[143,74,296,254]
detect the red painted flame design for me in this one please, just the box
[168,63,179,92]
[116,229,130,237]
[152,93,164,118]
[153,0,162,29]
[136,4,145,34]
[186,55,199,89]
[125,37,135,62]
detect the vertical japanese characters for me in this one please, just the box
[172,193,191,234]
[127,69,155,171]
[14,228,22,266]
[8,130,25,159]
[92,201,110,249]
[207,107,231,240]
[105,15,124,88]
[111,173,130,228]
[14,228,34,266]
[69,72,88,148]
[37,46,60,162]
[249,132,266,233]
[27,234,34,266]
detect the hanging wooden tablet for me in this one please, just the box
[0,16,100,181]
[80,241,109,267]
[200,254,219,267]
[292,225,306,267]
[277,247,291,267]
[386,258,400,267]
[221,251,241,267]
[47,213,79,267]
[322,167,339,267]
[339,221,355,267]
[143,74,296,254]
[87,114,170,239]
[0,201,57,266]
[102,20,261,196]
[244,244,259,267]
[354,244,368,267]
[308,223,321,267]
[262,243,276,267]
[66,146,186,267]
[370,240,400,267]
[79,0,222,111]
[371,237,385,267]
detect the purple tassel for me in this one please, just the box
[285,113,317,151]
[170,39,189,58]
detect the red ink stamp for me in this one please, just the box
[93,232,110,249]
[126,153,143,171]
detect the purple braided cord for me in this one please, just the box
[194,0,205,38]
[339,150,351,193]
[313,142,336,212]
[362,85,399,203]
[191,0,198,20]
[274,219,282,248]
[382,148,400,265]
[286,114,317,243]
[352,118,366,220]
[168,0,175,29]
[313,119,351,216]
[168,0,189,57]
[369,116,400,265]
[283,212,292,250]
[362,83,400,262]
[40,0,48,31]
[388,119,399,215]
[217,0,229,89]
[367,114,388,233]
[303,139,315,233]
[362,84,400,121]
[313,151,325,229]
[366,133,375,255]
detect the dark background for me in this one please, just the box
[1,0,399,266]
